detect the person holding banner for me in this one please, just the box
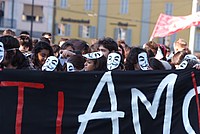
[31,41,54,70]
[125,47,152,71]
[98,37,119,58]
[83,51,107,71]
[0,35,32,70]
[107,52,125,71]
[173,38,190,54]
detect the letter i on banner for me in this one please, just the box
[56,91,64,134]
[77,71,125,134]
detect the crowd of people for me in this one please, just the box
[1,29,200,72]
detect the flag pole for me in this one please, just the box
[189,0,198,54]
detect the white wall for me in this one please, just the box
[14,0,54,34]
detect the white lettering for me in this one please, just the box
[78,71,125,134]
[182,86,200,134]
[131,73,177,134]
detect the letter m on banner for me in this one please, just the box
[131,73,177,134]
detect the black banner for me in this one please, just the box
[0,69,200,134]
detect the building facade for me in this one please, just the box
[0,0,54,38]
[1,0,200,52]
[54,0,200,52]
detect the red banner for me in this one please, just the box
[150,12,200,40]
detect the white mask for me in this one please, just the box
[184,54,198,61]
[42,56,58,71]
[66,62,75,72]
[0,42,4,63]
[138,52,149,70]
[107,53,121,70]
[155,47,164,60]
[177,60,188,69]
[82,51,103,59]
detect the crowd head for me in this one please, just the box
[0,31,200,72]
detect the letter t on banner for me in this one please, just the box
[0,81,44,134]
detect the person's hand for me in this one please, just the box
[193,63,200,70]
[60,50,76,58]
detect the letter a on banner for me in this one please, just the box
[78,71,125,134]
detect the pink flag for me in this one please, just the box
[150,12,200,40]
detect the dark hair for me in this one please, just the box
[149,57,165,70]
[125,47,147,70]
[42,32,52,37]
[0,35,30,69]
[58,37,69,45]
[67,55,85,70]
[40,37,50,44]
[171,50,187,66]
[98,37,118,52]
[66,39,90,54]
[60,42,74,50]
[31,41,53,68]
[3,29,16,36]
[51,44,60,57]
[93,56,107,71]
[19,35,33,51]
[52,44,60,53]
[20,31,30,36]
[90,43,99,52]
[118,44,125,60]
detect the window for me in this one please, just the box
[60,0,68,8]
[56,23,71,36]
[114,27,132,46]
[0,1,5,11]
[120,0,129,14]
[79,25,96,38]
[0,1,4,17]
[85,0,93,11]
[22,4,43,22]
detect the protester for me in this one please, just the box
[18,34,33,58]
[67,55,85,71]
[59,42,76,66]
[107,52,125,71]
[173,38,190,54]
[58,37,69,47]
[64,62,75,72]
[3,29,16,37]
[149,57,166,70]
[66,39,90,54]
[143,41,167,60]
[0,35,32,69]
[117,40,130,62]
[90,42,99,52]
[170,50,187,69]
[20,31,30,38]
[51,44,60,58]
[98,37,118,58]
[125,47,151,70]
[31,41,54,70]
[41,32,52,44]
[83,51,107,71]
[42,56,62,71]
[0,41,4,64]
